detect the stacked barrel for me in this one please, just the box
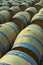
[0,10,11,24]
[0,24,43,65]
[0,0,43,65]
[31,8,43,28]
[34,1,43,12]
[0,22,20,57]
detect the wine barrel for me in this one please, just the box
[34,1,43,12]
[15,11,31,24]
[0,10,11,23]
[7,1,13,7]
[30,0,36,5]
[12,2,20,6]
[26,1,33,6]
[19,2,29,11]
[17,1,22,4]
[11,6,21,12]
[0,22,20,57]
[28,1,33,6]
[25,7,37,18]
[0,50,37,65]
[1,2,9,6]
[12,11,31,30]
[24,0,33,6]
[1,6,9,10]
[12,24,43,64]
[12,15,27,30]
[8,6,21,17]
[31,13,43,28]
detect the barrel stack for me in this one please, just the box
[0,22,20,57]
[25,7,37,18]
[0,24,43,65]
[8,6,21,17]
[0,10,11,23]
[34,1,43,12]
[31,8,43,28]
[0,0,43,65]
[12,11,31,30]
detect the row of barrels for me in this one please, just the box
[0,0,43,10]
[0,9,33,57]
[0,0,40,58]
[0,3,43,58]
[0,0,40,6]
[0,12,43,65]
[0,22,20,57]
[0,6,43,26]
[0,0,43,24]
[0,6,37,27]
[0,0,43,65]
[12,24,43,64]
[0,6,21,23]
[0,0,43,11]
[0,24,43,65]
